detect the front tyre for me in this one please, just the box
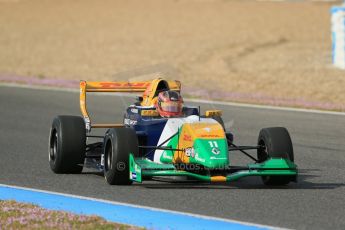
[103,127,139,185]
[49,116,86,173]
[257,127,295,186]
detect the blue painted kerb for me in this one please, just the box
[0,185,269,230]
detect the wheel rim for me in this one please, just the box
[258,139,270,183]
[106,146,112,171]
[49,131,58,162]
[257,139,268,163]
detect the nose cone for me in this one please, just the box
[177,120,229,167]
[191,138,229,169]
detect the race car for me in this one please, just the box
[49,78,297,186]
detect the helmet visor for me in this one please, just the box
[160,101,181,113]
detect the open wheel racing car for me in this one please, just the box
[49,78,298,186]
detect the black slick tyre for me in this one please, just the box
[257,127,294,186]
[103,127,139,185]
[49,116,86,173]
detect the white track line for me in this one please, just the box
[1,82,344,116]
[0,183,285,230]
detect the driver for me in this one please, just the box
[155,90,184,117]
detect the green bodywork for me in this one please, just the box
[159,129,229,168]
[129,154,298,183]
[190,138,228,168]
[129,122,298,183]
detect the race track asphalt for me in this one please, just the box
[0,85,344,229]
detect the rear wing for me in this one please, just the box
[80,79,181,132]
[81,81,151,93]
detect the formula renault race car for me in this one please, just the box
[49,78,298,186]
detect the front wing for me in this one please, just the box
[129,154,297,183]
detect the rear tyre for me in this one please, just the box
[103,127,139,185]
[49,116,86,173]
[257,127,294,186]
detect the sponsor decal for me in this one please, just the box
[183,134,192,142]
[204,127,211,132]
[131,108,138,113]
[205,110,222,117]
[99,82,150,89]
[200,134,220,138]
[185,147,195,157]
[162,152,173,160]
[210,156,227,160]
[131,172,137,180]
[124,118,137,125]
[141,110,159,116]
[195,153,205,163]
[212,147,221,155]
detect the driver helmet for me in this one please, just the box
[156,90,183,117]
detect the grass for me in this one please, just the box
[0,200,142,230]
